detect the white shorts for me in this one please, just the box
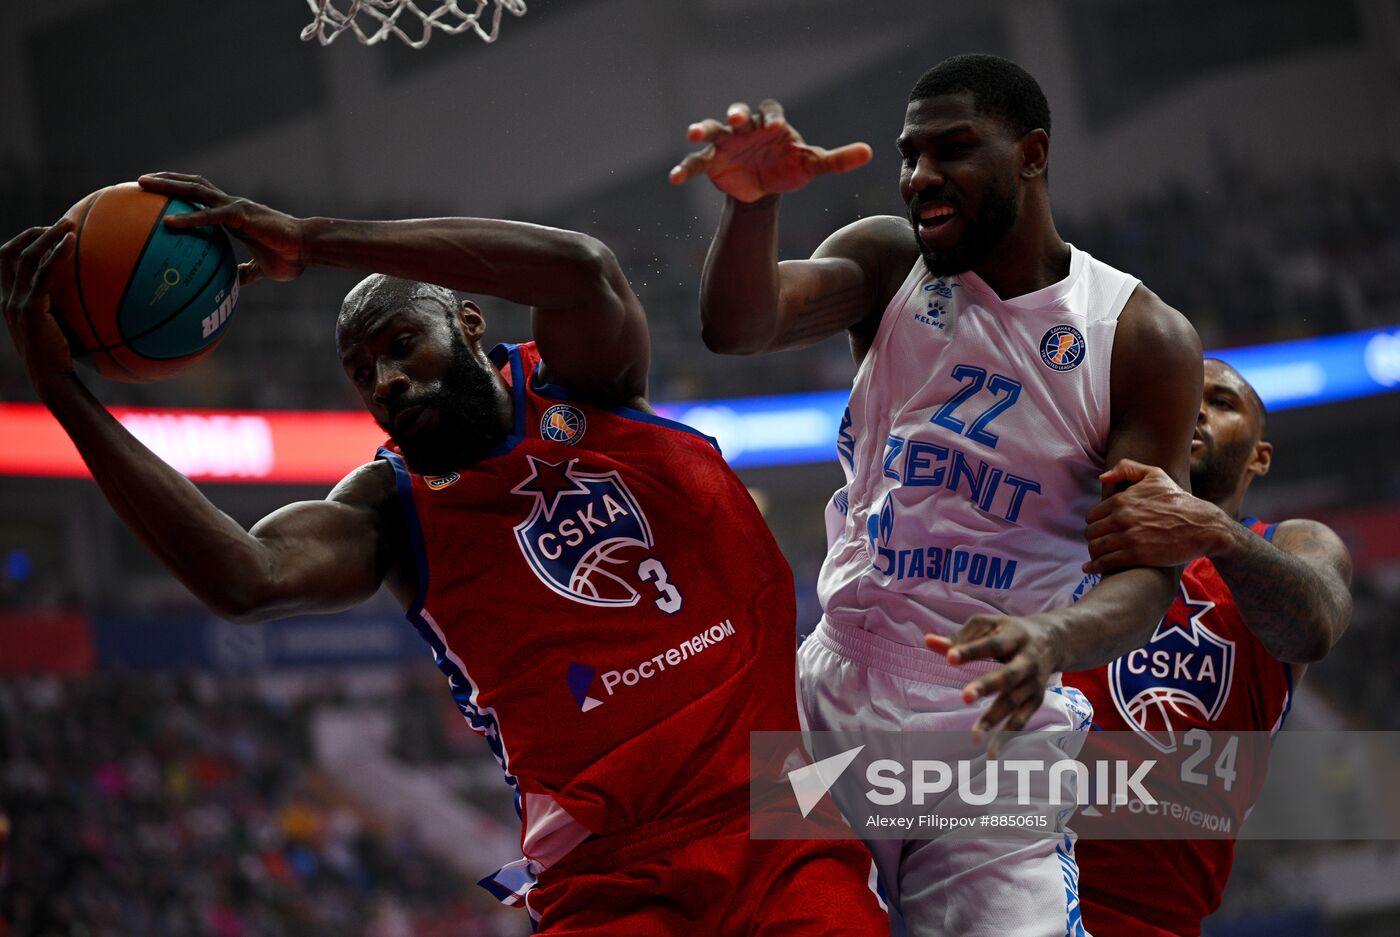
[799,617,1095,937]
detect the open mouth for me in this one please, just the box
[914,202,959,243]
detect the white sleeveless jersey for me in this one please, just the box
[817,244,1139,650]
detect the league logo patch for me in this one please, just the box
[566,661,605,712]
[1039,325,1086,372]
[512,455,654,607]
[541,404,586,445]
[1110,582,1235,753]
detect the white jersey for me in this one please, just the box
[817,244,1139,650]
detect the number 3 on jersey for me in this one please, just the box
[638,557,683,614]
[930,364,1022,449]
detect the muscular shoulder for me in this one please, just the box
[1116,285,1198,351]
[814,214,918,261]
[327,458,419,606]
[327,459,399,512]
[1271,519,1354,584]
[1111,287,1201,409]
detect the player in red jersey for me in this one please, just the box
[1062,358,1354,936]
[1,175,889,935]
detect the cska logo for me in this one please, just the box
[1110,582,1235,753]
[512,455,654,607]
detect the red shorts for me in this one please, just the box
[527,804,889,935]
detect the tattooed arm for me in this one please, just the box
[1084,462,1354,665]
[1210,519,1353,665]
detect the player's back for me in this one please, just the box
[379,342,800,894]
[819,245,1139,650]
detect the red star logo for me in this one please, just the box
[510,456,591,520]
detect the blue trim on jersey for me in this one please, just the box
[1278,661,1295,731]
[1241,515,1279,542]
[530,364,723,454]
[482,343,529,459]
[1057,835,1087,937]
[378,443,523,897]
[377,448,429,615]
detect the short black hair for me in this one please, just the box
[1205,357,1268,436]
[909,53,1050,140]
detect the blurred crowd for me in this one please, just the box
[0,674,515,937]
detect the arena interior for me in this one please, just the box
[2,1,1400,934]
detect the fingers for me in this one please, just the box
[1082,548,1136,575]
[687,117,728,144]
[947,619,1017,666]
[138,172,226,206]
[757,99,786,129]
[961,652,1033,706]
[1,227,50,292]
[983,693,1044,758]
[726,101,753,127]
[1083,514,1124,547]
[1099,457,1159,489]
[923,633,952,654]
[808,141,874,176]
[1083,493,1119,526]
[668,143,717,185]
[162,207,227,229]
[10,221,74,298]
[237,260,262,287]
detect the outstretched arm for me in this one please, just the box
[669,100,901,355]
[2,223,405,624]
[138,173,650,406]
[1084,463,1353,664]
[928,289,1203,752]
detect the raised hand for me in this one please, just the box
[138,173,306,285]
[1,220,78,393]
[924,612,1062,756]
[668,99,872,202]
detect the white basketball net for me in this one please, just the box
[302,0,527,48]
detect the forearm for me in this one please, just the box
[38,375,277,619]
[1210,525,1350,663]
[1051,566,1179,672]
[299,216,614,310]
[699,195,782,353]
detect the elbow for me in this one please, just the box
[700,322,765,356]
[204,578,282,626]
[560,232,623,291]
[208,595,276,626]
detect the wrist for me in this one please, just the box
[34,369,85,411]
[1202,506,1248,560]
[728,193,781,212]
[294,216,326,267]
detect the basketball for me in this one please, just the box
[54,182,239,383]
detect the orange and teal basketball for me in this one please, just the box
[55,182,239,382]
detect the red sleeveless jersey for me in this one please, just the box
[377,343,800,904]
[1063,519,1294,936]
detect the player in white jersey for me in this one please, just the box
[672,55,1202,935]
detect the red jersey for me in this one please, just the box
[378,343,801,905]
[1063,519,1294,936]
